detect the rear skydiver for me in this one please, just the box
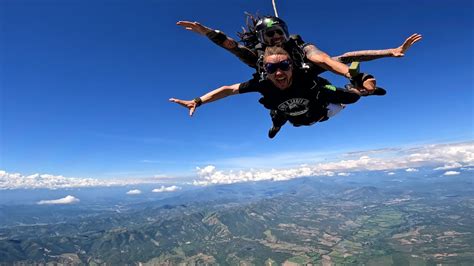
[177,16,376,92]
[174,16,421,137]
[176,16,421,93]
[176,14,422,79]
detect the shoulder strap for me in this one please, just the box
[254,44,267,81]
[285,38,311,72]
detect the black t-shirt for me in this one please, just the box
[239,72,328,125]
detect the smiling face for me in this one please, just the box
[264,54,293,90]
[255,17,290,46]
[262,26,287,46]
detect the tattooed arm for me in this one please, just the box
[333,33,422,64]
[304,44,377,93]
[304,44,352,78]
[177,21,258,68]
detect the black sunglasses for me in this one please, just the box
[265,29,284,38]
[264,60,292,74]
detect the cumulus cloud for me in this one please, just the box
[337,172,351,176]
[434,162,462,170]
[37,195,80,205]
[193,165,335,186]
[152,185,181,193]
[126,189,142,195]
[192,141,474,186]
[0,170,163,190]
[443,171,460,176]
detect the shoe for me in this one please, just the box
[372,87,387,96]
[344,84,387,96]
[268,126,281,139]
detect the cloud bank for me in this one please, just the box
[193,141,473,186]
[3,141,472,189]
[0,171,164,190]
[37,195,80,205]
[434,162,462,170]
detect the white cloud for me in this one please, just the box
[387,172,396,175]
[126,189,142,195]
[192,141,474,186]
[0,170,164,190]
[193,164,336,186]
[434,162,462,170]
[337,172,351,176]
[443,171,460,176]
[37,195,80,205]
[152,185,181,193]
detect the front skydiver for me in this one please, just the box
[170,46,374,136]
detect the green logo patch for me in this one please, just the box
[324,85,337,91]
[265,19,277,28]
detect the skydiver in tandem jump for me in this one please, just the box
[170,15,422,138]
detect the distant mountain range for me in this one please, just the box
[1,172,473,265]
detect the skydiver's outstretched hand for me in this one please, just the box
[169,98,198,116]
[176,21,213,36]
[392,33,423,57]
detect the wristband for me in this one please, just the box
[206,30,227,45]
[193,97,203,107]
[348,61,360,78]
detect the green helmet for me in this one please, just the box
[255,16,289,45]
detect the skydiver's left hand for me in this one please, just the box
[169,98,198,116]
[392,33,423,57]
[176,21,213,36]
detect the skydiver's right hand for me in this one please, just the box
[176,21,213,36]
[350,73,376,95]
[362,77,376,94]
[169,98,198,116]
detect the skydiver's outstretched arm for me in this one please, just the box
[304,45,352,78]
[303,45,377,94]
[169,83,241,116]
[333,33,422,64]
[176,21,258,68]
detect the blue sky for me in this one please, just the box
[1,0,473,183]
